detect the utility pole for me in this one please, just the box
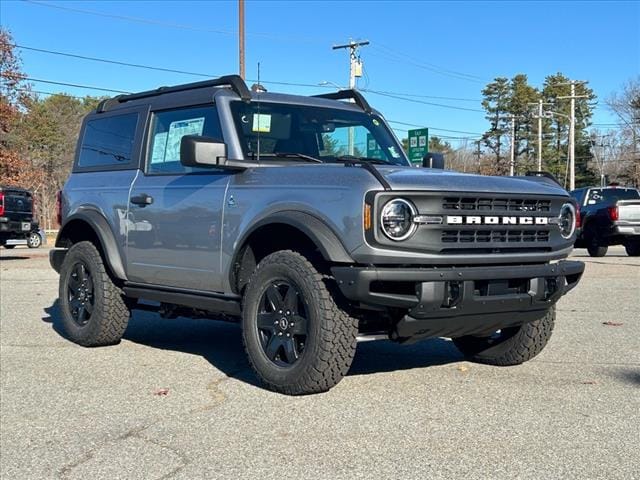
[475,140,482,173]
[332,39,369,155]
[558,81,588,190]
[536,100,543,171]
[569,82,575,190]
[509,115,516,176]
[528,100,553,171]
[238,0,245,79]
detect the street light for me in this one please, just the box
[318,81,345,90]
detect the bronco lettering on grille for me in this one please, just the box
[446,216,550,225]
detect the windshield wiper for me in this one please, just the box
[335,155,387,165]
[272,152,323,163]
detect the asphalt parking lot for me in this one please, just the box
[1,246,638,480]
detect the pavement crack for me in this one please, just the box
[57,425,147,479]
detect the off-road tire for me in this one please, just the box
[452,308,555,366]
[59,241,130,346]
[242,250,358,395]
[624,241,640,257]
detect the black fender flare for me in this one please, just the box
[56,210,128,280]
[233,210,354,264]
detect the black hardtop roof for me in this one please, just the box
[94,74,372,115]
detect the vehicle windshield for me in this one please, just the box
[586,188,640,205]
[229,101,409,166]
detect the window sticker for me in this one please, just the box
[163,117,205,161]
[252,113,272,133]
[150,132,168,164]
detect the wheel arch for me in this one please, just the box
[229,211,354,295]
[56,211,127,281]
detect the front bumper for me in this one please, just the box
[332,260,584,341]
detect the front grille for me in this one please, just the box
[442,197,551,212]
[442,229,550,244]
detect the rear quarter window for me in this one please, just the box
[77,113,139,169]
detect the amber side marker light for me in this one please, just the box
[364,203,372,231]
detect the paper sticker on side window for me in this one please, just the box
[161,117,205,161]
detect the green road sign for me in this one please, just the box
[408,128,428,165]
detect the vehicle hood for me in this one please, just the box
[377,166,568,196]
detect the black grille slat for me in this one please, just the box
[442,229,550,244]
[442,197,551,212]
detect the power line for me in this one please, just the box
[21,0,328,44]
[369,44,485,83]
[361,88,480,102]
[13,44,486,113]
[15,44,214,78]
[386,120,482,135]
[19,77,131,94]
[365,89,485,113]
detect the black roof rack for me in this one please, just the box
[96,75,251,113]
[312,89,372,114]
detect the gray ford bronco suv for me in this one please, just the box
[51,75,584,395]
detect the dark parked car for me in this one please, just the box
[0,186,42,249]
[570,186,640,256]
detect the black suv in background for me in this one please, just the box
[570,186,640,257]
[0,186,42,249]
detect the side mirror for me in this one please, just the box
[422,152,445,169]
[180,135,227,167]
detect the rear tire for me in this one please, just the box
[586,233,607,257]
[453,308,555,366]
[59,241,130,346]
[242,250,358,395]
[624,240,640,257]
[3,245,16,249]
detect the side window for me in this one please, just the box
[147,106,222,174]
[78,113,138,169]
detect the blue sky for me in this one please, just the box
[2,0,639,145]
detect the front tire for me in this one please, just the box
[27,232,42,248]
[624,240,640,256]
[242,250,358,395]
[59,241,130,346]
[453,308,555,366]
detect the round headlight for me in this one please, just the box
[380,199,417,241]
[558,203,576,239]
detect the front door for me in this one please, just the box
[126,105,231,292]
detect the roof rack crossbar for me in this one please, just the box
[313,89,372,114]
[96,75,251,113]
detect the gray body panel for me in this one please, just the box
[62,170,138,275]
[126,170,232,291]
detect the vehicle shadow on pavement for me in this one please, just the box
[0,255,30,261]
[43,301,465,389]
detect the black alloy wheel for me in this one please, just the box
[66,261,95,326]
[256,280,309,367]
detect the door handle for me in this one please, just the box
[130,193,154,206]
